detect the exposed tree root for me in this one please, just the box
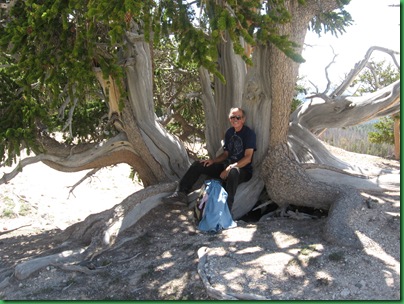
[306,167,400,193]
[60,182,176,254]
[197,247,270,300]
[0,224,32,236]
[56,263,104,275]
[8,182,177,282]
[14,248,87,280]
[323,187,364,249]
[232,173,265,219]
[261,144,369,249]
[0,277,11,290]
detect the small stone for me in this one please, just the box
[341,288,350,297]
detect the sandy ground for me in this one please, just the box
[0,161,142,232]
[0,147,400,300]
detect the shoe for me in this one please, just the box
[162,191,188,205]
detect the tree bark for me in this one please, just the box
[3,1,400,281]
[220,0,400,224]
[121,30,190,183]
[11,182,178,280]
[236,0,377,248]
[394,116,400,160]
[235,0,332,217]
[215,31,247,137]
[261,143,364,248]
[199,67,222,157]
[293,80,400,133]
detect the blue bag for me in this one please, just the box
[197,179,237,233]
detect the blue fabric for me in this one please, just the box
[198,180,237,233]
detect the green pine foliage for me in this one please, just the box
[153,37,204,140]
[308,9,353,37]
[0,69,46,165]
[352,60,400,149]
[352,61,400,96]
[368,117,395,145]
[0,0,354,166]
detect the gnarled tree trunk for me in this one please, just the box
[2,0,400,284]
[233,1,400,249]
[24,25,192,188]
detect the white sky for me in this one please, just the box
[298,0,400,92]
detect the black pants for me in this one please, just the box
[178,161,252,211]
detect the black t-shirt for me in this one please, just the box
[223,125,256,173]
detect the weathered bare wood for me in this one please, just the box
[62,182,177,246]
[123,29,190,181]
[331,46,400,98]
[0,133,137,185]
[14,248,86,280]
[306,168,400,193]
[2,3,401,288]
[0,224,31,236]
[291,80,400,133]
[67,168,101,198]
[199,67,221,157]
[232,173,265,219]
[261,143,365,248]
[10,182,178,281]
[197,247,270,300]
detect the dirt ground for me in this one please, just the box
[0,147,400,300]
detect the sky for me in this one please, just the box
[298,0,400,92]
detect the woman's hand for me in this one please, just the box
[200,159,214,167]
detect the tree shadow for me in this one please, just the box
[0,192,399,300]
[200,191,400,300]
[0,228,63,286]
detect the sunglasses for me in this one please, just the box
[230,115,243,120]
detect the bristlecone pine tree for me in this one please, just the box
[352,60,400,160]
[0,0,399,281]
